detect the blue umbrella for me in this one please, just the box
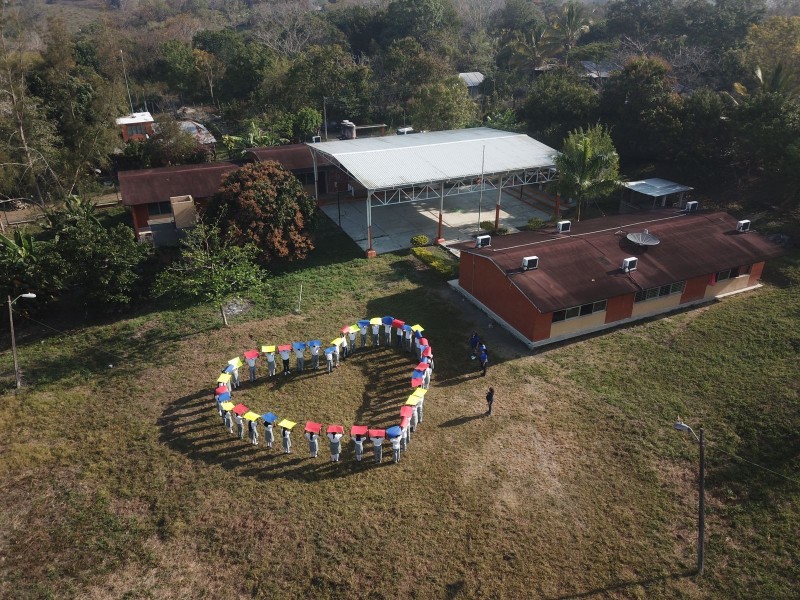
[308,339,321,347]
[402,324,413,332]
[412,369,425,379]
[217,392,231,402]
[386,425,402,438]
[414,330,422,339]
[292,341,306,351]
[357,319,370,327]
[262,412,279,424]
[324,346,336,354]
[224,364,235,373]
[381,316,394,325]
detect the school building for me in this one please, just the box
[453,211,784,348]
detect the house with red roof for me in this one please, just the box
[453,211,784,348]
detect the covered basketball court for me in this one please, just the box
[307,128,558,256]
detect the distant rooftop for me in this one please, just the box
[623,178,693,197]
[579,61,622,78]
[458,72,485,87]
[115,112,154,126]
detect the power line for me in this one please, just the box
[710,444,800,486]
[15,311,125,364]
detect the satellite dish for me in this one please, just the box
[626,229,660,246]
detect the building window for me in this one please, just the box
[127,124,147,136]
[552,300,607,322]
[148,201,172,217]
[634,281,685,303]
[295,172,314,185]
[717,266,749,281]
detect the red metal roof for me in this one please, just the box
[118,161,241,207]
[456,212,785,313]
[245,144,329,170]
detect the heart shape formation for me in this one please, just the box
[212,316,434,462]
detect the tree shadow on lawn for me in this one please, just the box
[543,569,695,599]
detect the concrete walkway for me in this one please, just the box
[320,187,552,254]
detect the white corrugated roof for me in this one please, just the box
[115,112,154,126]
[458,72,485,87]
[623,178,693,197]
[307,128,557,191]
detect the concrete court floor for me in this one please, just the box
[320,188,550,254]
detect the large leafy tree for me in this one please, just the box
[506,23,560,80]
[551,1,592,63]
[153,222,270,326]
[206,161,317,262]
[554,125,620,221]
[408,77,476,131]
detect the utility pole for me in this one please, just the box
[8,295,19,389]
[120,50,134,114]
[323,96,328,141]
[698,427,706,576]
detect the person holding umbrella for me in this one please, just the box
[469,332,480,358]
[358,320,369,349]
[278,344,292,376]
[387,425,403,463]
[223,405,234,434]
[235,411,244,440]
[351,425,368,462]
[327,425,344,462]
[293,341,306,373]
[348,326,357,355]
[263,345,276,377]
[369,429,385,464]
[324,345,335,373]
[262,412,279,449]
[228,358,242,389]
[278,419,296,454]
[244,349,259,383]
[248,418,259,446]
[309,340,321,370]
[370,318,381,346]
[305,422,321,458]
[382,316,393,346]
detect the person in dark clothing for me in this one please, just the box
[468,332,480,357]
[486,387,494,415]
[479,349,488,376]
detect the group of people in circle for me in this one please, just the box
[212,317,434,465]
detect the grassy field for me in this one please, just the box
[0,218,798,599]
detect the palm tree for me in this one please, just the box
[551,1,592,64]
[554,125,620,221]
[507,23,560,79]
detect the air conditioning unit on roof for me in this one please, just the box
[622,257,638,272]
[736,219,751,233]
[521,256,539,271]
[556,220,571,233]
[685,200,699,212]
[476,234,491,248]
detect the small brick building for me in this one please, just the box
[454,212,784,348]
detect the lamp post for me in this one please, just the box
[673,418,705,575]
[8,293,36,389]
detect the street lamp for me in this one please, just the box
[8,292,36,389]
[673,417,705,575]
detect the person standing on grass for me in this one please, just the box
[360,322,368,349]
[305,431,319,458]
[235,412,244,440]
[422,362,432,390]
[327,430,343,462]
[486,387,494,416]
[224,409,233,434]
[333,341,340,368]
[400,419,409,452]
[230,364,240,389]
[279,346,291,376]
[339,336,348,361]
[416,395,424,424]
[249,419,259,446]
[403,326,413,353]
[282,426,292,454]
[294,342,305,373]
[370,432,384,463]
[325,346,334,373]
[310,342,320,370]
[246,355,257,383]
[383,321,392,346]
[264,420,274,449]
[479,348,489,377]
[371,321,380,346]
[469,332,480,357]
[389,431,402,463]
[348,328,357,355]
[353,434,366,462]
[265,348,276,377]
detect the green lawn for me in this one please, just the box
[1,219,798,599]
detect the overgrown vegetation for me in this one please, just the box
[410,245,458,279]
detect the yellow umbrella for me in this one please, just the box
[405,395,420,406]
[331,337,344,346]
[412,388,427,398]
[243,411,260,422]
[277,419,297,430]
[261,345,276,353]
[411,324,424,332]
[348,324,359,334]
[217,373,232,384]
[228,357,244,369]
[221,401,235,411]
[369,317,381,325]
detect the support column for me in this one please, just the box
[366,191,376,258]
[494,178,503,230]
[311,151,319,206]
[436,182,445,244]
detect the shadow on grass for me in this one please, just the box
[438,413,485,428]
[545,570,696,599]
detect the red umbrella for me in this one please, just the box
[415,362,429,371]
[419,337,429,346]
[277,344,292,352]
[214,385,228,395]
[400,416,411,428]
[243,349,259,360]
[400,405,414,418]
[350,425,368,436]
[232,403,248,416]
[422,347,433,358]
[327,424,344,435]
[411,377,423,387]
[368,429,386,438]
[304,421,322,434]
[392,318,405,329]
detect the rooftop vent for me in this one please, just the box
[685,200,699,212]
[736,219,751,233]
[521,256,539,271]
[311,135,321,143]
[476,234,491,248]
[556,220,571,233]
[622,257,638,272]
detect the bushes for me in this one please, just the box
[524,217,546,230]
[480,221,510,235]
[411,246,458,279]
[410,234,429,247]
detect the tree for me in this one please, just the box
[206,161,317,262]
[0,228,64,303]
[738,16,800,77]
[551,1,592,63]
[554,125,620,221]
[160,40,197,99]
[519,67,599,148]
[408,77,476,131]
[386,0,461,43]
[153,222,270,326]
[506,22,560,79]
